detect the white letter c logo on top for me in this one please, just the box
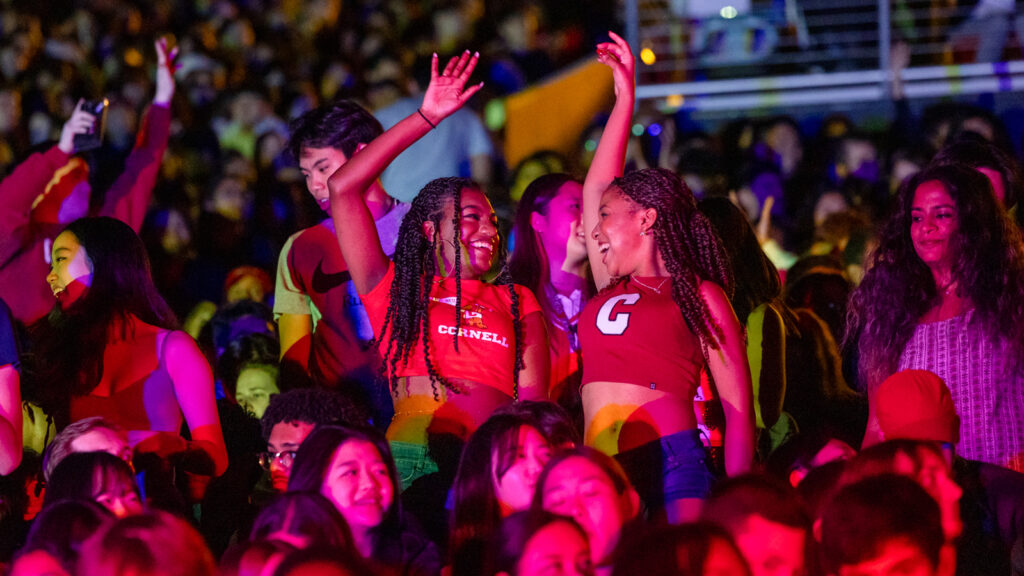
[596,293,641,335]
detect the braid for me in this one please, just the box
[372,178,476,397]
[612,168,734,350]
[452,185,463,352]
[494,265,524,401]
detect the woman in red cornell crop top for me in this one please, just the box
[578,32,755,522]
[326,51,549,488]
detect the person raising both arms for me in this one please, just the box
[578,32,755,522]
[327,51,550,488]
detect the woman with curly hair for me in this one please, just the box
[577,32,754,522]
[327,51,549,488]
[847,164,1024,472]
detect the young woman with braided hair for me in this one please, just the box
[578,33,755,522]
[327,51,549,488]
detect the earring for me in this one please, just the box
[640,230,648,237]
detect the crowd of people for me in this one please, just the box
[2,1,1024,575]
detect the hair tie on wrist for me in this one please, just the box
[417,109,436,129]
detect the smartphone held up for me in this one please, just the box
[73,98,108,153]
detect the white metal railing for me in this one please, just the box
[627,0,1024,110]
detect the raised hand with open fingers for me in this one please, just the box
[154,37,179,106]
[596,31,635,99]
[418,50,484,128]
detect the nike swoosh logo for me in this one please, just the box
[311,260,351,294]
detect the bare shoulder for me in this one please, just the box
[161,329,204,363]
[698,280,736,322]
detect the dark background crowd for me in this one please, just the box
[1,1,1024,576]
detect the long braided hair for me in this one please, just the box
[610,168,734,350]
[376,177,525,401]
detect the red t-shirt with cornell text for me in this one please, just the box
[361,262,542,395]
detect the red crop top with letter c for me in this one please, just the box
[578,277,704,399]
[361,262,542,396]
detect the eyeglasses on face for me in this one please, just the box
[258,450,297,470]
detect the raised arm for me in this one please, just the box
[328,51,483,295]
[100,38,175,230]
[583,32,636,291]
[701,282,756,476]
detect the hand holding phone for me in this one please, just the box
[71,98,108,153]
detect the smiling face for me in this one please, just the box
[532,181,586,272]
[299,146,349,211]
[540,456,632,567]
[432,187,500,279]
[909,180,959,275]
[516,520,594,576]
[46,230,93,308]
[493,425,551,514]
[592,187,649,278]
[320,439,395,537]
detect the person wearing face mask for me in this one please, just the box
[846,164,1024,473]
[450,413,554,576]
[25,217,227,485]
[0,38,176,326]
[326,50,549,490]
[578,32,755,523]
[287,425,441,576]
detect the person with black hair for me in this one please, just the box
[0,39,177,326]
[326,50,549,489]
[276,99,411,426]
[930,132,1022,228]
[8,500,112,576]
[819,475,947,576]
[43,451,143,518]
[287,425,441,576]
[259,388,367,493]
[508,174,592,414]
[486,510,593,576]
[577,32,754,523]
[249,491,353,550]
[847,164,1024,472]
[27,217,227,479]
[700,474,811,576]
[700,197,796,456]
[450,412,553,576]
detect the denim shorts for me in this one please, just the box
[614,429,717,506]
[389,440,439,491]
